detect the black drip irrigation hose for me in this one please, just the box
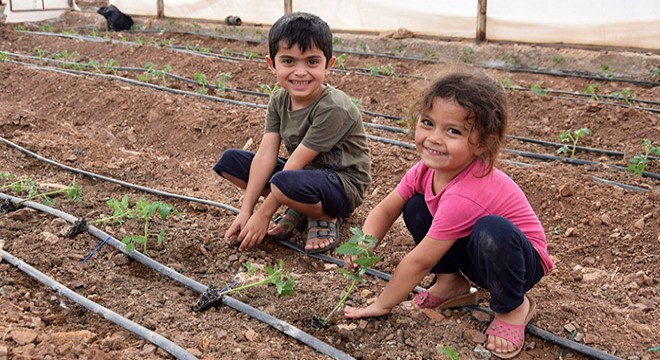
[0,147,629,359]
[0,193,355,360]
[0,137,240,214]
[0,247,198,360]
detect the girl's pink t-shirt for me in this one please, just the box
[397,159,554,274]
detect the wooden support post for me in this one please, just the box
[477,0,487,42]
[284,0,293,15]
[157,0,164,18]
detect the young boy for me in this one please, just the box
[213,12,371,253]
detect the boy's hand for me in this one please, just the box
[344,302,391,319]
[237,212,271,251]
[224,213,250,246]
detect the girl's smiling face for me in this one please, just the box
[415,97,486,184]
[266,41,335,111]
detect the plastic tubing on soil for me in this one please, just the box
[0,193,355,360]
[0,247,198,360]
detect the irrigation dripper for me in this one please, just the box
[0,198,17,213]
[66,217,89,238]
[191,279,240,312]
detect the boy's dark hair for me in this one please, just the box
[268,12,333,66]
[411,73,508,174]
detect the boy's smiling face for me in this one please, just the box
[267,40,336,111]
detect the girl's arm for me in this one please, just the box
[344,235,455,319]
[344,189,405,270]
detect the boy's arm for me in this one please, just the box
[241,132,281,214]
[282,143,319,170]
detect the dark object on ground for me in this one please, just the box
[0,199,17,214]
[66,218,88,238]
[191,286,225,312]
[225,15,242,26]
[97,5,134,31]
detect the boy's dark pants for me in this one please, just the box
[403,193,544,313]
[213,149,351,218]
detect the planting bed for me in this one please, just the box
[1,2,659,359]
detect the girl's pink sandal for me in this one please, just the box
[413,288,478,310]
[485,296,537,359]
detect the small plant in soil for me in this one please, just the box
[552,55,565,66]
[627,139,659,176]
[501,75,514,89]
[530,83,548,96]
[194,72,210,94]
[192,260,295,311]
[311,228,381,329]
[438,345,459,360]
[652,67,660,79]
[557,128,591,158]
[367,64,380,77]
[610,87,635,106]
[334,53,348,69]
[382,64,397,77]
[332,36,342,46]
[424,48,437,59]
[2,177,82,205]
[258,83,282,96]
[38,24,53,33]
[245,50,260,60]
[502,53,517,67]
[584,82,601,101]
[121,196,181,253]
[214,72,231,93]
[597,63,613,78]
[463,47,474,64]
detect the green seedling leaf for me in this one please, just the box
[627,139,659,176]
[557,128,591,158]
[438,345,460,360]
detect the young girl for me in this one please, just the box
[343,73,554,359]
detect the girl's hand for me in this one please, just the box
[343,254,359,271]
[344,302,392,319]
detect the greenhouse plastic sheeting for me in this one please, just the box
[4,0,79,23]
[33,0,660,49]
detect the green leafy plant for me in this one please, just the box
[32,47,48,64]
[194,72,209,94]
[2,177,82,205]
[359,43,369,52]
[134,36,145,46]
[94,194,136,225]
[350,97,362,110]
[502,53,517,67]
[245,50,260,60]
[552,55,565,67]
[334,53,348,69]
[424,49,436,59]
[367,64,380,77]
[557,128,591,158]
[332,36,342,46]
[254,29,266,40]
[382,64,397,77]
[38,24,54,33]
[105,59,119,75]
[257,83,282,96]
[0,53,7,62]
[61,29,80,36]
[627,139,659,176]
[501,75,514,89]
[221,260,295,297]
[14,25,28,31]
[463,47,474,64]
[438,345,460,360]
[584,82,601,101]
[214,72,231,93]
[652,67,660,79]
[610,88,635,106]
[121,196,181,253]
[530,83,548,96]
[312,228,381,328]
[393,45,405,56]
[597,64,613,78]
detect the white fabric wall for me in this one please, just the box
[4,0,79,23]
[98,0,660,49]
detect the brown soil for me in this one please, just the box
[1,2,659,360]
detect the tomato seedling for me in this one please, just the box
[121,196,181,254]
[627,139,659,176]
[557,128,591,158]
[312,227,381,328]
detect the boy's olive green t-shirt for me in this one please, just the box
[264,85,372,211]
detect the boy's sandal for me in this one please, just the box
[304,218,340,254]
[484,296,537,359]
[413,288,478,310]
[269,207,307,241]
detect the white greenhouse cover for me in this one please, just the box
[110,0,660,49]
[4,0,80,23]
